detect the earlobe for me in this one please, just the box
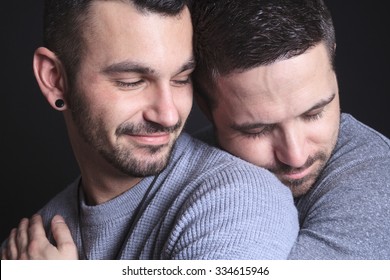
[33,47,68,111]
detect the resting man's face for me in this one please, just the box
[211,43,340,197]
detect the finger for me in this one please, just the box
[28,214,47,241]
[16,218,29,259]
[6,228,18,260]
[7,228,18,260]
[51,215,76,251]
[2,244,8,260]
[51,215,78,259]
[4,228,19,260]
[26,214,51,259]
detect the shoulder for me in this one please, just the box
[176,132,286,182]
[37,177,79,228]
[163,134,299,259]
[173,133,296,205]
[292,114,390,259]
[338,113,390,154]
[165,164,299,259]
[301,113,390,207]
[316,113,390,188]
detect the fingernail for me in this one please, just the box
[52,215,65,223]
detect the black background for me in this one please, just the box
[1,1,389,242]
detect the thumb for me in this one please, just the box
[51,215,78,258]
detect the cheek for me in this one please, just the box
[307,115,339,154]
[218,134,273,167]
[93,98,143,136]
[311,115,339,146]
[167,86,193,122]
[178,90,193,119]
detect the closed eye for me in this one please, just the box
[244,126,274,138]
[115,80,145,89]
[301,93,335,122]
[234,124,275,139]
[302,109,325,122]
[171,76,192,87]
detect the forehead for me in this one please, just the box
[214,43,336,123]
[81,1,193,70]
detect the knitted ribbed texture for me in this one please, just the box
[35,133,298,259]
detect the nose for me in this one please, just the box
[274,126,308,168]
[143,84,180,128]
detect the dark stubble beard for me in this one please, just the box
[268,135,338,198]
[269,152,328,197]
[68,86,183,177]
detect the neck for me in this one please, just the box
[66,119,143,205]
[80,174,143,205]
[75,151,143,205]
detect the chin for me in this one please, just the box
[283,177,317,198]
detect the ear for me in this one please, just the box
[33,47,68,111]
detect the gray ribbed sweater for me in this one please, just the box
[35,133,298,259]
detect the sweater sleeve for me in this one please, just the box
[164,164,299,260]
[288,157,390,259]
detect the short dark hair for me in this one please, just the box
[192,0,336,107]
[43,0,192,83]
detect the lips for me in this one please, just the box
[125,133,171,146]
[282,169,310,180]
[277,164,313,181]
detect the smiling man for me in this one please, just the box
[192,0,390,259]
[1,0,298,260]
[2,0,298,259]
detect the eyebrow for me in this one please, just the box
[101,58,196,76]
[302,93,336,115]
[175,58,196,76]
[102,61,155,75]
[230,93,337,131]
